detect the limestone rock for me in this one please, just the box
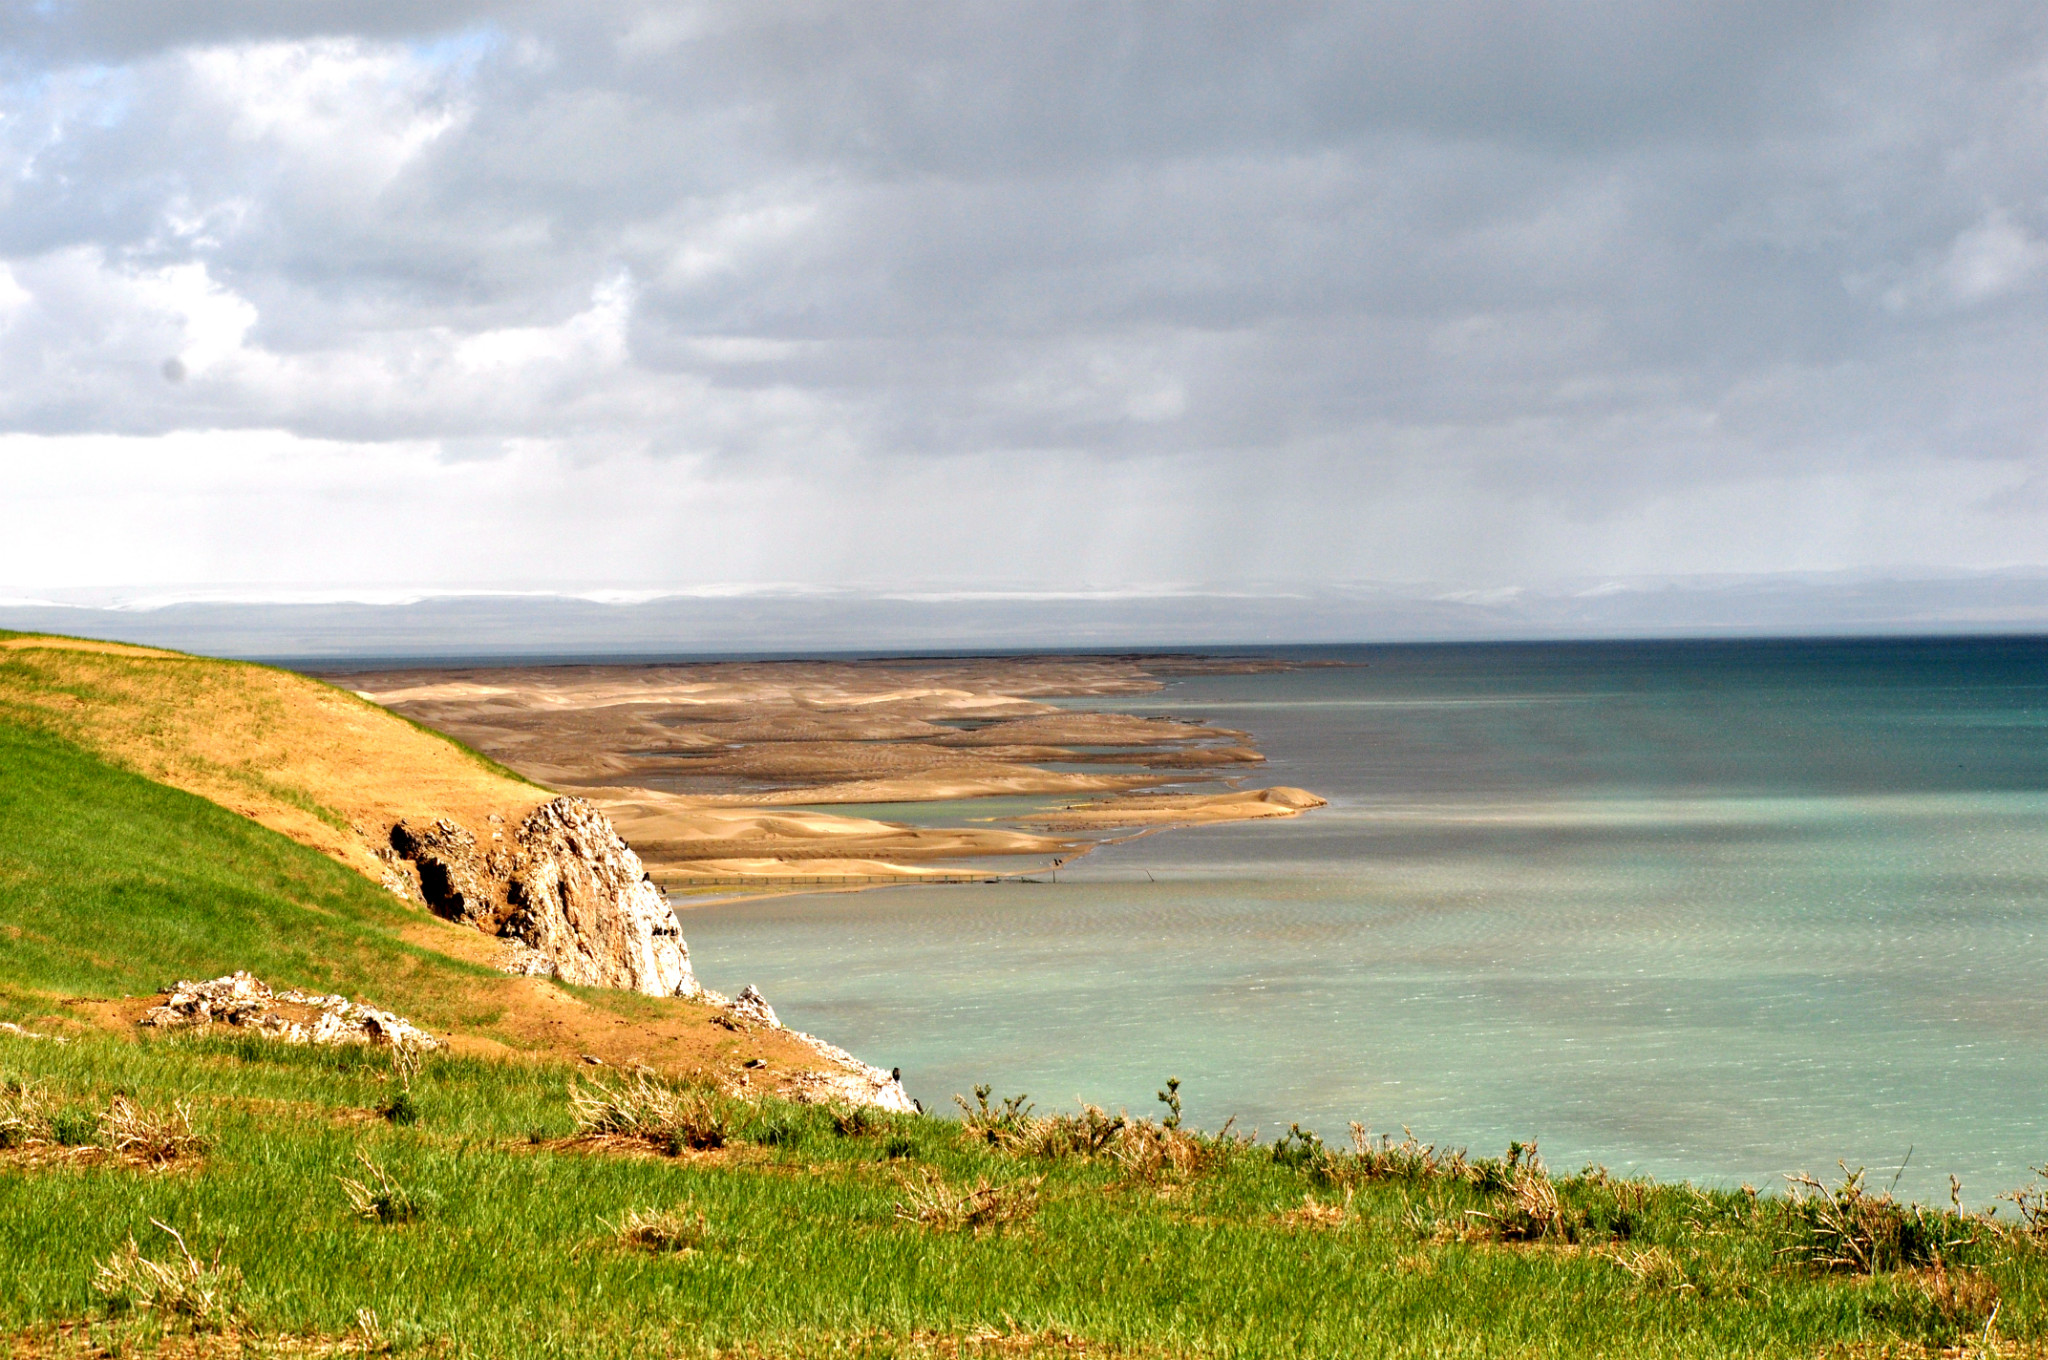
[698,982,915,1114]
[388,818,495,927]
[782,1029,919,1114]
[731,984,779,1028]
[139,972,443,1050]
[389,797,695,998]
[503,797,697,997]
[497,941,558,978]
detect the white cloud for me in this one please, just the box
[0,2,2042,613]
[137,261,257,375]
[1879,209,2048,313]
[453,270,632,372]
[182,38,469,203]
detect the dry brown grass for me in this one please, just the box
[1343,1124,1483,1183]
[2002,1167,2048,1238]
[1470,1165,1570,1242]
[91,1221,242,1329]
[611,1204,712,1254]
[954,1090,1233,1185]
[101,1096,208,1167]
[1601,1244,1694,1293]
[0,636,544,886]
[569,1073,739,1154]
[1902,1261,2004,1333]
[1782,1165,1976,1275]
[893,1170,1043,1232]
[1274,1188,1354,1230]
[1110,1121,1228,1183]
[0,1083,206,1170]
[336,1151,435,1224]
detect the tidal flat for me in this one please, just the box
[327,654,1327,887]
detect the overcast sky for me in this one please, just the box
[2,2,2045,611]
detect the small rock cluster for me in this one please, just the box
[139,972,444,1051]
[728,984,779,1028]
[698,982,915,1114]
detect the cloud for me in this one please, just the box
[0,2,2043,613]
[1878,209,2048,313]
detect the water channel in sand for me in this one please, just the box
[678,638,2048,1204]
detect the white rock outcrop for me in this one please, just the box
[504,798,696,998]
[139,972,443,1050]
[389,796,696,999]
[699,982,917,1114]
[729,984,780,1028]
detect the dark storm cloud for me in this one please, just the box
[1,2,2044,594]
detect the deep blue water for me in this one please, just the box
[680,637,2048,1201]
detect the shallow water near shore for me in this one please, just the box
[680,637,2048,1202]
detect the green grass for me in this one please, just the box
[5,689,2048,1356]
[1,1029,2045,1357]
[0,717,496,1025]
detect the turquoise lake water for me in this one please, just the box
[677,638,2048,1202]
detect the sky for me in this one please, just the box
[2,2,2046,637]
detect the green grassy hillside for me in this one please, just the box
[0,632,547,892]
[5,1011,2047,1358]
[0,718,492,1021]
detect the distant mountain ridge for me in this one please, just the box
[6,571,2048,660]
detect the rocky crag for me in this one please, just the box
[385,796,696,998]
[380,798,917,1110]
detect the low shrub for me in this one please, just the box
[338,1150,437,1224]
[2002,1165,2048,1238]
[955,1085,1036,1145]
[380,1089,422,1126]
[894,1170,1041,1232]
[92,1220,242,1329]
[954,1080,1239,1181]
[1780,1165,1973,1274]
[0,1083,205,1165]
[102,1096,207,1166]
